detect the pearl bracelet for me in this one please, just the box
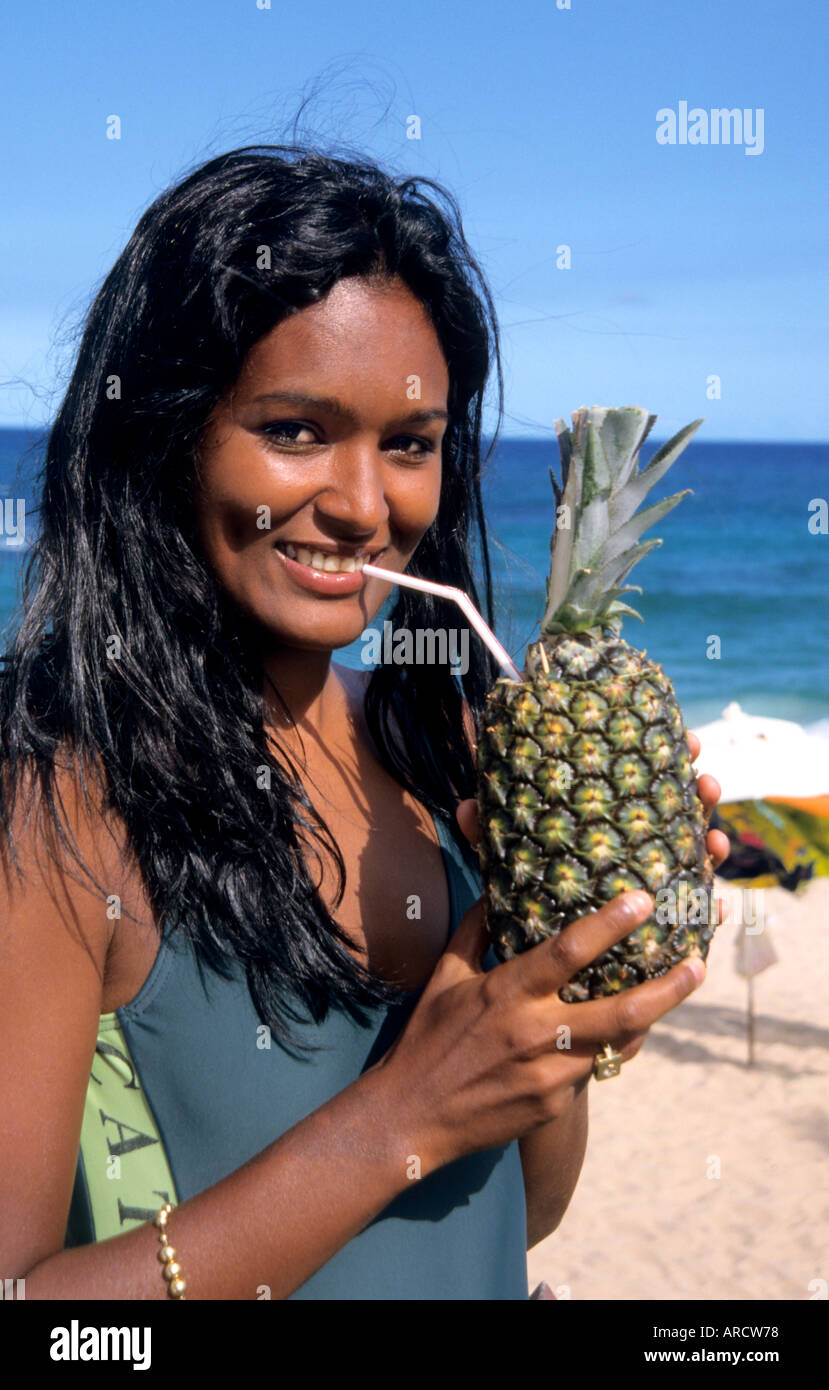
[154,1203,187,1298]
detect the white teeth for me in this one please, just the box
[278,541,377,573]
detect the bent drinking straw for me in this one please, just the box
[361,562,523,681]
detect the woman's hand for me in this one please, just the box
[686,729,730,868]
[370,731,731,1176]
[373,888,706,1174]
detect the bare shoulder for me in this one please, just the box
[0,751,135,960]
[0,751,133,1275]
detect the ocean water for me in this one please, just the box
[477,436,829,731]
[1,427,827,731]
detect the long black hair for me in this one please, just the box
[0,143,504,1053]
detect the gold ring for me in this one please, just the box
[593,1043,623,1080]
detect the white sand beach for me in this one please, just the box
[527,874,829,1301]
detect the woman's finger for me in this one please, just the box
[512,891,655,999]
[544,957,705,1052]
[455,798,479,847]
[706,827,730,868]
[696,772,721,815]
[619,1033,648,1063]
[687,730,701,760]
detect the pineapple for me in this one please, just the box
[477,406,716,1002]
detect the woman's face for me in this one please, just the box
[195,275,450,654]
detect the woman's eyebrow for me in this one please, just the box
[250,389,448,426]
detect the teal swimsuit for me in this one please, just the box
[63,812,529,1298]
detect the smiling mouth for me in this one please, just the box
[273,541,385,574]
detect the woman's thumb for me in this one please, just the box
[439,896,491,977]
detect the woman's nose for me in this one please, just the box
[314,444,390,536]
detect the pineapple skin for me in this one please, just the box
[477,632,716,1002]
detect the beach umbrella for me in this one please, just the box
[692,702,829,802]
[692,703,829,887]
[692,703,819,1065]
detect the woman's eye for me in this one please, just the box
[387,435,435,459]
[260,421,317,446]
[259,423,435,458]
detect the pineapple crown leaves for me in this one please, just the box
[543,406,703,636]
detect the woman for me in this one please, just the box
[0,144,728,1300]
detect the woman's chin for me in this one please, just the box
[256,619,374,657]
[231,587,379,654]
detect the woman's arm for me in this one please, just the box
[25,1066,413,1300]
[0,768,417,1300]
[519,1078,589,1250]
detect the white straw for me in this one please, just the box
[361,562,523,681]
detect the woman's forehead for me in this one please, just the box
[231,277,449,406]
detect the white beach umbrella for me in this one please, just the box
[690,702,829,803]
[689,702,827,1066]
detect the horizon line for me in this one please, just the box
[0,422,827,448]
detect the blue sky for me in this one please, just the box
[1,0,826,440]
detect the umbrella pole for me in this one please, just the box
[747,975,755,1067]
